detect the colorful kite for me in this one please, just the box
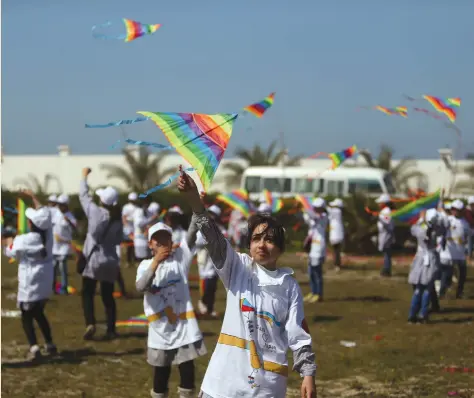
[116,314,148,328]
[423,95,458,123]
[216,189,251,218]
[85,117,150,128]
[294,194,313,212]
[309,145,357,169]
[391,190,441,224]
[374,105,408,118]
[262,189,283,213]
[243,92,275,118]
[92,19,161,42]
[136,112,238,192]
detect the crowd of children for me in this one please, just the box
[3,168,474,397]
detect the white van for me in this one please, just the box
[240,166,397,200]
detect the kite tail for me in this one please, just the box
[139,167,194,198]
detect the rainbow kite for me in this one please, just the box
[244,92,275,118]
[374,106,408,118]
[17,199,28,234]
[294,195,312,212]
[116,314,148,328]
[137,112,238,192]
[262,189,283,213]
[216,189,251,218]
[329,145,357,169]
[92,19,161,42]
[391,190,441,224]
[423,95,458,123]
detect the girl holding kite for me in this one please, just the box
[177,168,317,398]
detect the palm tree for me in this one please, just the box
[356,145,426,193]
[100,147,175,192]
[453,161,474,193]
[222,140,302,187]
[13,173,63,196]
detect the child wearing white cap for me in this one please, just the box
[4,190,57,360]
[52,194,77,295]
[136,221,206,398]
[449,199,469,298]
[195,204,226,317]
[328,198,344,271]
[133,201,160,263]
[407,209,443,323]
[304,197,328,303]
[165,206,187,246]
[375,194,395,277]
[466,196,474,260]
[121,192,139,267]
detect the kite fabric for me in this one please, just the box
[262,189,283,213]
[423,95,458,123]
[92,19,161,42]
[243,92,275,118]
[17,199,28,234]
[137,111,238,192]
[374,106,408,118]
[116,314,148,327]
[329,145,357,169]
[139,167,195,198]
[391,190,441,224]
[216,189,251,218]
[85,117,150,129]
[294,194,313,212]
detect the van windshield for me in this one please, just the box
[348,178,383,194]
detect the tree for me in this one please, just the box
[100,147,176,192]
[453,161,474,193]
[12,173,63,196]
[356,145,426,193]
[222,141,302,187]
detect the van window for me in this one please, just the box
[314,179,324,194]
[326,180,344,196]
[294,178,313,193]
[348,179,383,194]
[244,176,261,193]
[263,178,292,193]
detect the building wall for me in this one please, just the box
[1,148,472,196]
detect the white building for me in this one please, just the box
[1,145,473,196]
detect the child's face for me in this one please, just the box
[148,231,173,254]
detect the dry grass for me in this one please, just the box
[2,254,474,398]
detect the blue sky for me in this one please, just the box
[2,0,473,159]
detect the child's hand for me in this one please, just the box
[154,246,171,264]
[177,166,204,212]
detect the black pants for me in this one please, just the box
[116,269,127,295]
[20,301,53,347]
[332,243,342,267]
[82,277,116,333]
[126,243,135,265]
[202,275,219,313]
[153,360,195,394]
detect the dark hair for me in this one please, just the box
[30,222,47,259]
[247,214,286,252]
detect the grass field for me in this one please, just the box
[2,254,474,398]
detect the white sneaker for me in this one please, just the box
[27,344,41,361]
[197,300,208,315]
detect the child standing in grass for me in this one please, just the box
[4,190,57,360]
[305,198,328,303]
[136,221,206,398]
[177,169,317,398]
[408,209,442,323]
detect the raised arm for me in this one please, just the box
[177,168,243,290]
[20,189,42,209]
[136,248,169,293]
[79,168,100,218]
